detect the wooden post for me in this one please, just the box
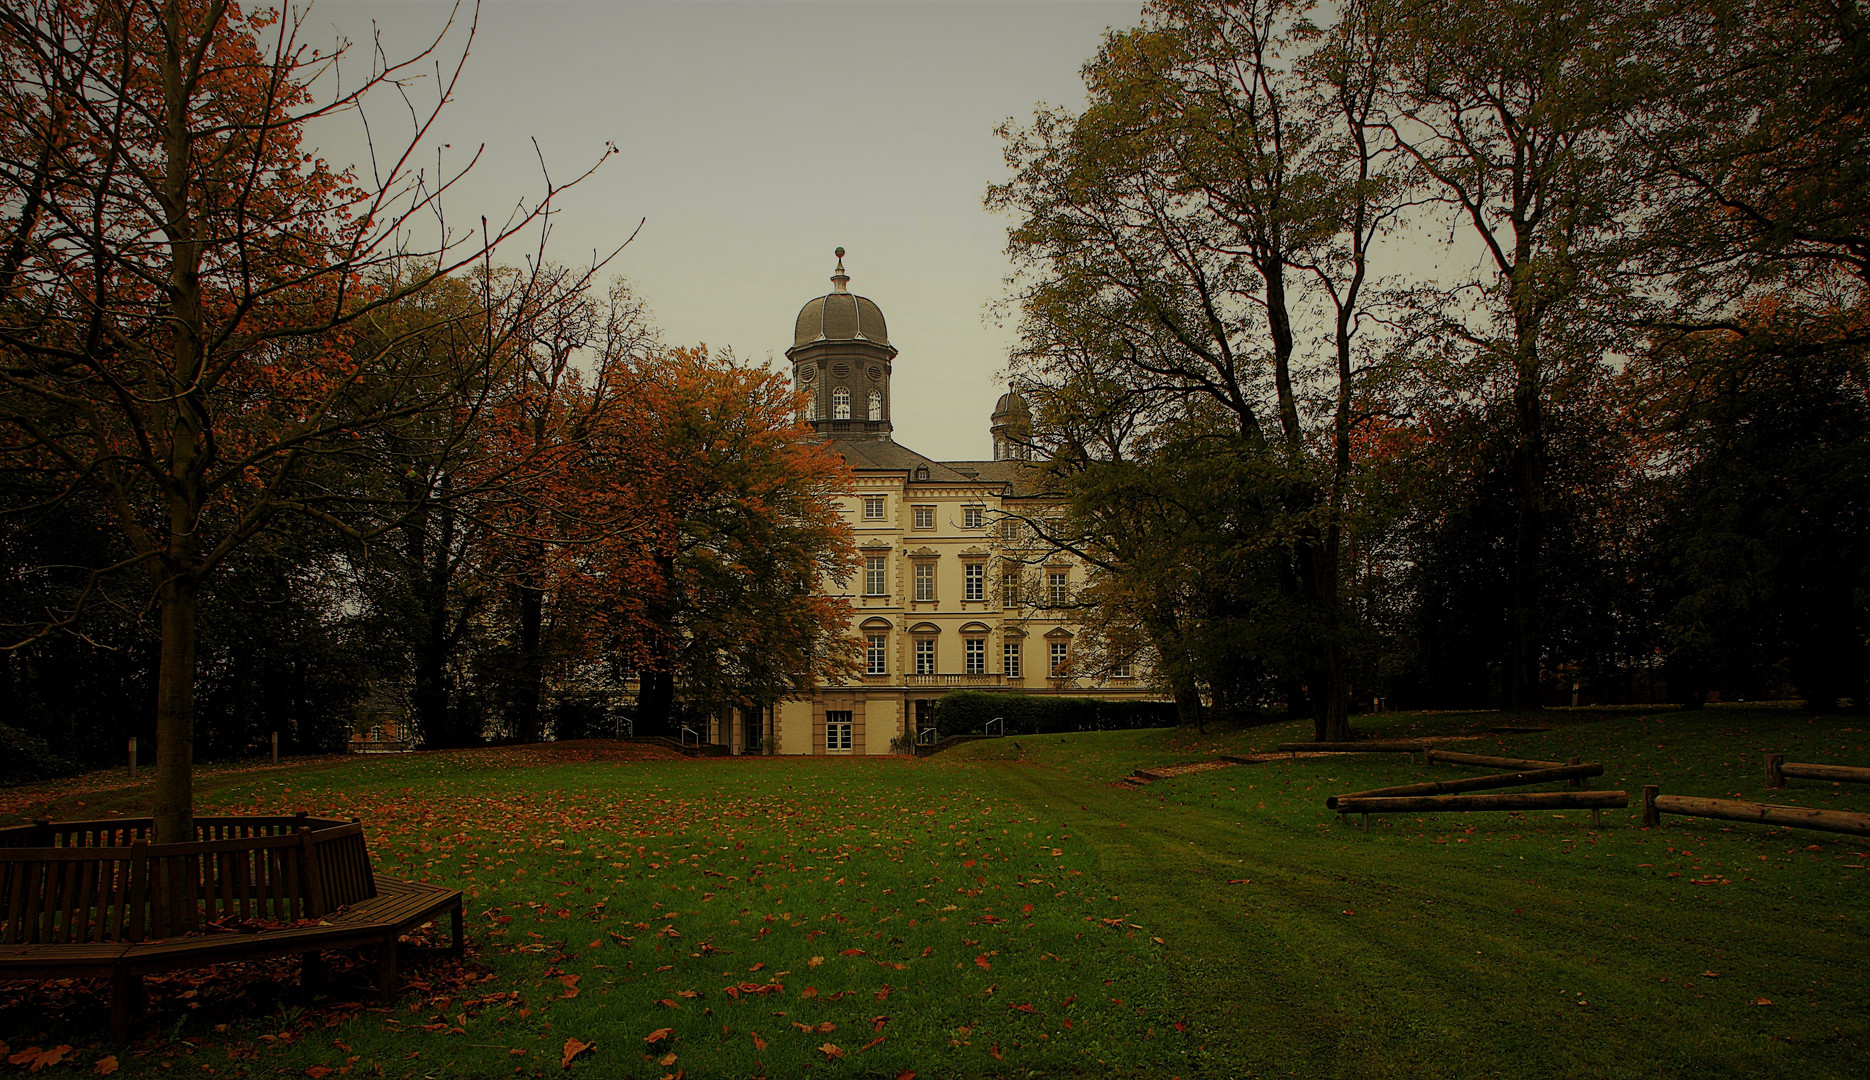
[1361,812,1370,834]
[1591,807,1602,828]
[1642,785,1660,827]
[1567,756,1582,789]
[128,737,137,779]
[271,732,278,764]
[1765,753,1783,789]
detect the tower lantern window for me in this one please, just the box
[833,386,851,420]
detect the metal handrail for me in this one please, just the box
[915,727,938,746]
[679,726,700,747]
[614,717,635,739]
[984,717,1005,737]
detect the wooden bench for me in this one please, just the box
[0,815,461,1038]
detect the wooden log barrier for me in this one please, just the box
[1424,748,1565,771]
[1325,763,1604,810]
[1276,740,1427,763]
[1765,754,1870,789]
[1335,790,1628,832]
[1646,790,1870,838]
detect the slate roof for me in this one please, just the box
[828,438,1059,497]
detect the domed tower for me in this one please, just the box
[991,386,1033,461]
[788,248,896,440]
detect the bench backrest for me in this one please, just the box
[0,821,376,945]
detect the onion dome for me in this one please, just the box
[793,247,890,349]
[992,387,1031,420]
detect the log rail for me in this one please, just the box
[1764,755,1870,789]
[1641,786,1870,838]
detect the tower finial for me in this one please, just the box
[831,247,849,293]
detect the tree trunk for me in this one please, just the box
[151,574,198,843]
[638,665,675,734]
[1507,324,1545,710]
[515,568,545,743]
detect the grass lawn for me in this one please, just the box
[1,705,1865,1078]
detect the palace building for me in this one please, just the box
[708,251,1155,755]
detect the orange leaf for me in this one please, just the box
[657,1052,677,1066]
[974,955,992,970]
[8,1049,41,1067]
[644,1028,673,1044]
[560,1037,595,1069]
[818,1042,844,1060]
[558,974,581,999]
[840,948,866,956]
[990,1044,1003,1060]
[816,1021,837,1034]
[658,998,681,1008]
[94,1058,119,1077]
[861,1035,886,1051]
[26,1046,69,1072]
[750,1032,767,1052]
[305,1069,334,1080]
[895,1072,917,1080]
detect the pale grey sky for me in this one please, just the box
[310,0,1142,460]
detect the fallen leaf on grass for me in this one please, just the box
[1753,998,1773,1006]
[861,1035,885,1051]
[1226,879,1251,884]
[840,948,866,956]
[9,1047,71,1072]
[974,954,992,970]
[1701,971,1720,978]
[677,989,701,999]
[561,1037,595,1069]
[808,956,824,967]
[895,1071,916,1080]
[558,974,581,999]
[989,1044,1003,1060]
[306,1068,333,1080]
[750,1032,766,1051]
[645,1028,673,1044]
[658,1052,677,1066]
[94,1058,119,1076]
[658,998,681,1008]
[819,1043,844,1060]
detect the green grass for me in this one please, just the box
[1,706,1866,1078]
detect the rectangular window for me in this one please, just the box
[864,555,887,596]
[1113,659,1133,678]
[862,495,885,520]
[825,710,853,753]
[1002,569,1021,607]
[998,518,1020,541]
[1003,641,1021,678]
[866,634,888,675]
[1048,570,1069,606]
[914,562,936,602]
[964,507,984,528]
[1050,641,1069,676]
[965,638,986,675]
[913,506,935,530]
[964,562,984,601]
[915,638,937,676]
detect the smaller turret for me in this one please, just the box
[990,387,1033,461]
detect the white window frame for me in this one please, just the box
[833,385,851,420]
[963,507,984,529]
[914,638,937,676]
[864,555,887,596]
[1113,659,1133,678]
[964,638,986,675]
[912,506,935,530]
[1001,568,1021,607]
[866,634,888,675]
[862,495,885,520]
[913,561,936,602]
[1048,570,1069,607]
[964,562,984,601]
[1050,640,1069,676]
[998,518,1020,541]
[825,710,853,754]
[1003,641,1021,678]
[868,389,882,421]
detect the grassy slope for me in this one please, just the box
[0,707,1864,1078]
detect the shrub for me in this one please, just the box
[931,691,1178,736]
[0,724,84,788]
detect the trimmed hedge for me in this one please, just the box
[931,691,1178,736]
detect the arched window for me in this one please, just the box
[833,385,851,420]
[868,389,882,421]
[805,396,816,422]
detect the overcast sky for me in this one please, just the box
[307,0,1142,460]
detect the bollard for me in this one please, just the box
[1641,784,1660,827]
[129,736,137,779]
[271,731,279,763]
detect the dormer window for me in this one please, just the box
[868,389,882,421]
[915,466,929,481]
[833,386,851,420]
